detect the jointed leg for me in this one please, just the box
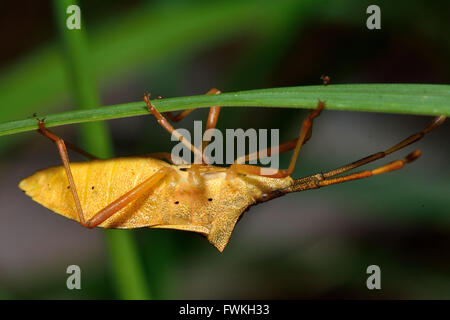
[229,100,325,178]
[234,103,320,165]
[165,88,221,125]
[288,150,421,193]
[38,120,98,160]
[281,115,446,195]
[159,88,222,154]
[205,88,222,126]
[144,93,206,163]
[38,120,171,228]
[203,88,222,151]
[229,107,445,182]
[256,149,423,202]
[84,167,170,228]
[145,89,222,164]
[235,137,299,164]
[319,115,445,179]
[165,109,196,122]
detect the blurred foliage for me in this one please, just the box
[52,0,150,299]
[0,0,449,299]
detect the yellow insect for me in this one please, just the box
[19,89,446,251]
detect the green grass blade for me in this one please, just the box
[0,0,298,125]
[0,0,302,155]
[1,84,449,137]
[52,0,150,300]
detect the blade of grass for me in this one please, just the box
[1,84,449,137]
[0,0,298,124]
[0,1,300,157]
[52,0,150,300]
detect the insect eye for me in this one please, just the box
[174,201,179,204]
[208,198,213,201]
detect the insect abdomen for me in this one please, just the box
[19,157,169,227]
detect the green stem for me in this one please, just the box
[1,84,449,137]
[52,0,150,300]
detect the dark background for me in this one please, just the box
[0,0,449,299]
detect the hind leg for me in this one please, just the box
[38,119,98,160]
[229,100,325,178]
[38,119,172,228]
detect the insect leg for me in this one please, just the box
[162,88,222,151]
[234,137,298,164]
[38,120,93,225]
[260,115,445,200]
[288,150,421,193]
[234,100,321,165]
[165,109,197,122]
[165,88,221,124]
[82,167,171,228]
[203,88,222,150]
[229,100,325,178]
[318,115,445,179]
[39,119,171,228]
[144,93,207,164]
[38,120,98,160]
